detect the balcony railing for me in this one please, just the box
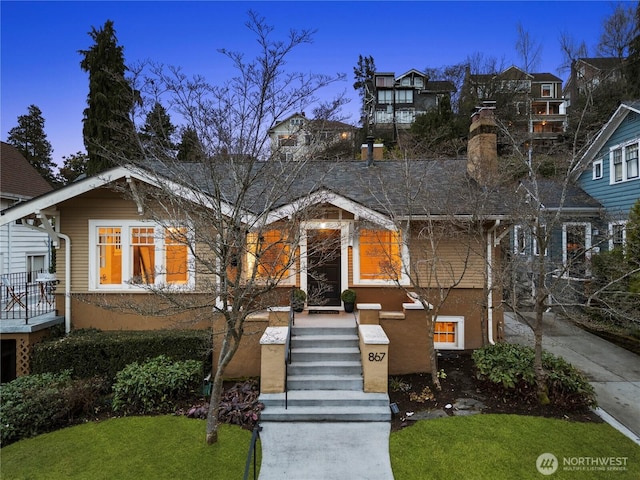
[1,271,58,323]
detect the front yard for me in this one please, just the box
[1,414,638,479]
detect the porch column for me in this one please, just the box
[260,326,289,393]
[359,324,389,393]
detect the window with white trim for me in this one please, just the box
[395,89,413,104]
[610,140,640,183]
[592,159,603,180]
[378,90,393,104]
[609,221,627,251]
[562,223,591,278]
[90,220,193,290]
[513,225,527,255]
[355,229,402,284]
[541,84,552,97]
[434,316,464,350]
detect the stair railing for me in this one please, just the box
[284,302,294,409]
[242,424,262,480]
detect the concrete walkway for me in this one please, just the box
[504,312,640,444]
[258,422,394,480]
[257,311,394,479]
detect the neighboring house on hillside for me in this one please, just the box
[465,66,567,144]
[507,178,602,308]
[1,141,56,383]
[366,69,456,135]
[0,142,54,277]
[268,113,356,161]
[573,101,640,250]
[1,109,510,380]
[564,57,624,109]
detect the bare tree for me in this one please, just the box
[515,22,542,74]
[597,2,636,58]
[93,11,347,445]
[558,30,588,76]
[353,140,502,388]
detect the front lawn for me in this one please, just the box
[391,414,640,479]
[0,416,258,480]
[2,414,638,479]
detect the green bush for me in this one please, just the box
[0,371,107,446]
[112,355,203,415]
[31,329,211,384]
[472,343,596,409]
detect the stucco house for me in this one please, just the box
[1,110,510,380]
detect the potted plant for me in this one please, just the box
[341,289,356,313]
[291,288,306,313]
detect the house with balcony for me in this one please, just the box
[367,69,456,136]
[0,141,61,383]
[464,66,567,146]
[268,113,356,161]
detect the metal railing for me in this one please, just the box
[1,271,58,322]
[284,297,295,410]
[242,425,262,480]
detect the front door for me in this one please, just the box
[307,229,341,307]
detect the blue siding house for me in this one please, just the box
[574,101,640,249]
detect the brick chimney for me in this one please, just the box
[467,107,498,185]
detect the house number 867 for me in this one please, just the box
[368,352,385,362]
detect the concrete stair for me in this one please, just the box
[259,324,391,422]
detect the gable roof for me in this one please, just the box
[1,141,53,200]
[572,100,640,180]
[576,57,623,71]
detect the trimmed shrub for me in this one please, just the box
[0,371,107,446]
[31,329,211,385]
[472,342,596,409]
[112,355,202,415]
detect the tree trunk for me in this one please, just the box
[426,313,442,391]
[205,365,225,444]
[533,273,550,405]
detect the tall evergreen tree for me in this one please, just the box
[79,20,137,175]
[141,102,176,154]
[353,55,376,131]
[6,104,56,185]
[57,151,89,185]
[176,127,204,162]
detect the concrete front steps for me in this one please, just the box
[259,325,391,422]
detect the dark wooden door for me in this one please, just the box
[307,229,341,307]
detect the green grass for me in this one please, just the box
[0,416,259,480]
[390,414,640,480]
[2,414,639,480]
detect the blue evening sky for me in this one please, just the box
[1,1,626,167]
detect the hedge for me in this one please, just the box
[31,329,212,384]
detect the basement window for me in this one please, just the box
[434,316,464,350]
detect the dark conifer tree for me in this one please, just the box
[79,20,137,175]
[141,102,176,155]
[6,104,56,185]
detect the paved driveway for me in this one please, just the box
[504,312,640,444]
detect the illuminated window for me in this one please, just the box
[91,221,192,290]
[541,84,552,97]
[247,229,292,282]
[358,229,401,282]
[165,227,188,284]
[98,227,122,285]
[433,316,464,349]
[131,227,155,284]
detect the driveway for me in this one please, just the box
[504,312,640,444]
